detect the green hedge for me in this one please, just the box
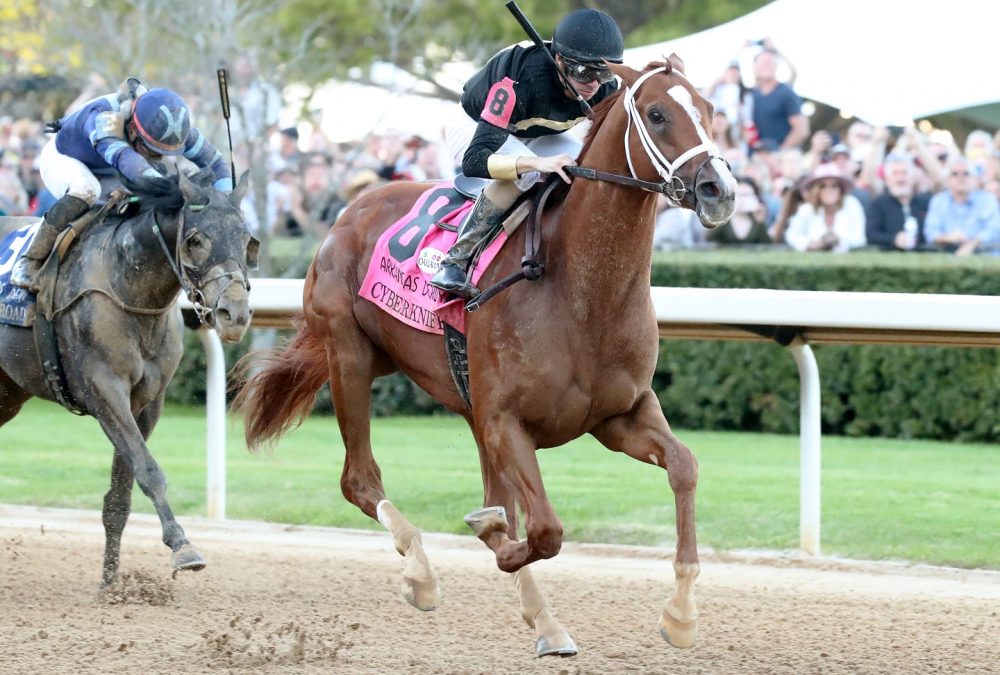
[651,250,1000,442]
[167,249,1000,442]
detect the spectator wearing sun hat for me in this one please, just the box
[783,163,867,252]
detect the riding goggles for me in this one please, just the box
[562,58,616,85]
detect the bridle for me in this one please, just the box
[151,203,251,326]
[468,66,728,312]
[567,66,727,206]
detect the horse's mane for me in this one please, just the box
[579,61,672,160]
[119,166,218,212]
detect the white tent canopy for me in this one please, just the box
[623,0,998,126]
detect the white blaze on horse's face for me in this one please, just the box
[666,85,713,149]
[663,81,737,227]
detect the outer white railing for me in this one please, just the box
[182,281,1000,555]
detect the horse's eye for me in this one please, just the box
[648,109,666,125]
[184,233,209,259]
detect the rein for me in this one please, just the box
[465,180,555,312]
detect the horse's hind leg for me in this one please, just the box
[466,436,577,657]
[323,316,440,610]
[100,450,134,587]
[590,389,700,649]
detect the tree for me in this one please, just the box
[40,0,329,277]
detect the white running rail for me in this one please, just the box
[182,281,1000,555]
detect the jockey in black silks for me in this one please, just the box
[429,8,624,299]
[11,79,232,293]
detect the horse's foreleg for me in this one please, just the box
[90,382,200,576]
[474,415,561,573]
[100,451,134,587]
[324,319,440,610]
[513,567,578,657]
[591,389,700,649]
[0,367,30,426]
[467,436,576,657]
[135,398,205,573]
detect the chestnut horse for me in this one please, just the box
[236,58,735,656]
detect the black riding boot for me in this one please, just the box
[10,194,90,293]
[430,193,507,299]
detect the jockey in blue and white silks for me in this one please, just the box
[10,78,233,292]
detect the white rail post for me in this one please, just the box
[788,338,821,555]
[197,326,227,520]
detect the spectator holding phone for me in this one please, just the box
[783,163,867,252]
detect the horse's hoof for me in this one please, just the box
[402,576,441,611]
[535,634,578,657]
[171,544,207,573]
[399,537,440,611]
[658,610,697,648]
[463,506,507,538]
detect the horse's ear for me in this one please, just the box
[608,61,641,88]
[667,53,686,75]
[230,170,250,207]
[178,170,204,204]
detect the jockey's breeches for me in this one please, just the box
[39,138,101,206]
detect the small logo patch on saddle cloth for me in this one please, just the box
[0,221,39,327]
[359,183,509,335]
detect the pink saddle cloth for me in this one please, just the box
[358,183,509,335]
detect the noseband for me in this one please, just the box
[151,205,250,326]
[622,67,724,204]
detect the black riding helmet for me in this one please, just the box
[551,8,624,64]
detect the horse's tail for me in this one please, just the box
[231,318,329,453]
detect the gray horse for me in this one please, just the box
[0,168,256,586]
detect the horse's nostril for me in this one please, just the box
[217,308,232,323]
[697,181,723,200]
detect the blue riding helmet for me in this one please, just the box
[132,88,191,156]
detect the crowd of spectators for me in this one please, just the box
[657,38,1000,256]
[237,123,454,240]
[0,117,52,218]
[3,43,1000,258]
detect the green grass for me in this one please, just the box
[2,399,998,569]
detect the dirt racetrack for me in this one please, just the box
[2,504,998,674]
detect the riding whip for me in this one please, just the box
[216,68,237,185]
[504,1,592,117]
